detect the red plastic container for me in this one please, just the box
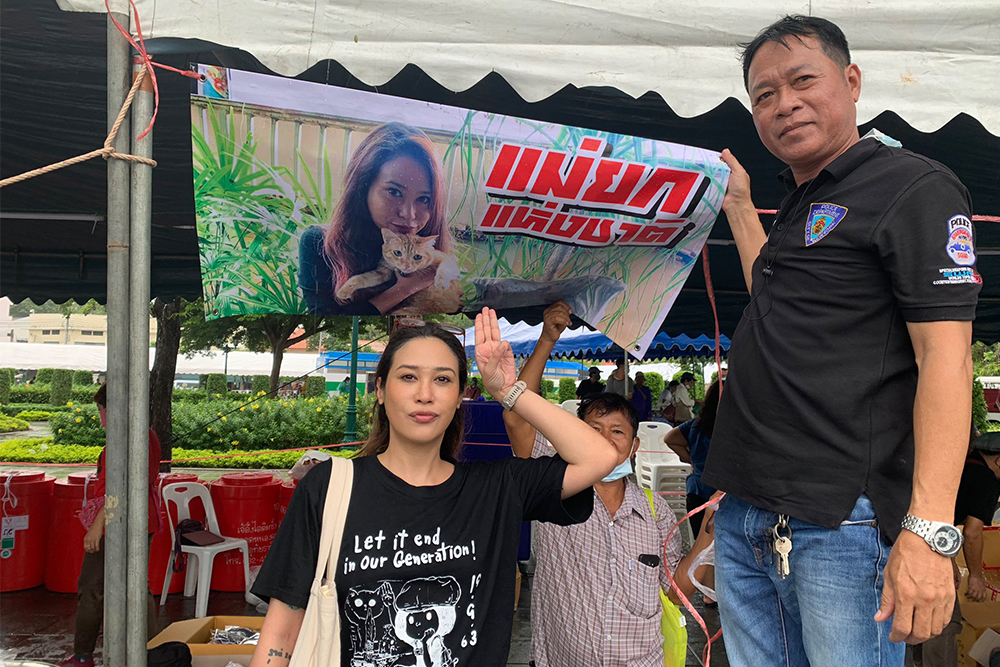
[148,473,204,595]
[277,479,297,524]
[209,472,280,591]
[0,470,55,592]
[45,471,99,593]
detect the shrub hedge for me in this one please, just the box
[305,376,326,398]
[206,374,228,396]
[14,410,52,422]
[0,368,11,405]
[50,369,73,406]
[0,415,30,433]
[73,370,94,385]
[35,368,54,384]
[252,375,270,395]
[558,377,576,403]
[1,403,72,416]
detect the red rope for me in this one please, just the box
[662,494,725,666]
[104,0,201,141]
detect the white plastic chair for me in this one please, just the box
[159,482,250,618]
[560,399,581,415]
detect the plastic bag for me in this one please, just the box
[289,450,332,481]
[210,625,259,645]
[686,540,716,601]
[245,565,269,614]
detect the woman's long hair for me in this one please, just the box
[322,123,450,293]
[355,324,468,461]
[696,379,723,437]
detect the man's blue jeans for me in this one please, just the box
[715,493,905,666]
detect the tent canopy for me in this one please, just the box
[462,318,730,361]
[2,1,999,342]
[55,0,1000,135]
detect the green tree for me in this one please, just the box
[9,298,106,318]
[973,379,990,434]
[50,369,73,406]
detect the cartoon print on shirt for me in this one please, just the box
[393,577,461,667]
[344,582,400,666]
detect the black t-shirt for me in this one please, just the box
[955,450,1000,526]
[575,379,604,398]
[253,455,592,666]
[704,139,981,542]
[298,225,380,316]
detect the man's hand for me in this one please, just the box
[968,574,988,602]
[875,530,955,643]
[720,149,754,220]
[540,301,572,344]
[83,523,103,554]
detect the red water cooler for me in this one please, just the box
[0,470,55,591]
[209,472,280,591]
[277,479,297,524]
[45,472,99,593]
[148,473,205,595]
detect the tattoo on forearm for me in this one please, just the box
[288,605,301,610]
[265,647,292,664]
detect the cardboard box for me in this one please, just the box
[148,615,264,656]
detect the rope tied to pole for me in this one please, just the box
[0,64,157,189]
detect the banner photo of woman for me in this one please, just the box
[191,65,730,358]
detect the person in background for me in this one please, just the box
[462,376,483,400]
[60,384,161,667]
[503,302,716,666]
[606,358,634,400]
[664,380,722,537]
[576,366,605,399]
[657,379,679,424]
[912,426,1000,667]
[632,371,653,422]
[673,372,696,423]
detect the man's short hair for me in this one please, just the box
[739,15,852,89]
[615,358,625,368]
[680,372,696,383]
[668,380,679,388]
[578,393,639,439]
[588,366,601,376]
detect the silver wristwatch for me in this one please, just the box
[501,381,527,411]
[901,514,963,557]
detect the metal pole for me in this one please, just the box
[103,12,132,667]
[127,58,154,667]
[343,316,360,442]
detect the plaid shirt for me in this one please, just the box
[530,432,683,666]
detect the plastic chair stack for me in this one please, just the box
[159,482,251,618]
[634,421,695,547]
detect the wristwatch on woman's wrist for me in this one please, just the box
[501,381,527,411]
[901,514,963,557]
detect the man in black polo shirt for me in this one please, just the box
[701,15,980,666]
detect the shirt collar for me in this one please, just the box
[616,479,651,522]
[778,137,881,192]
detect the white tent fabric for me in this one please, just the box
[0,342,323,377]
[57,0,1000,134]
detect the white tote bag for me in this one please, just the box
[289,456,354,667]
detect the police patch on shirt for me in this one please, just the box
[946,215,976,266]
[805,203,848,246]
[934,267,982,286]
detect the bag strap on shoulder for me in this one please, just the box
[313,457,355,584]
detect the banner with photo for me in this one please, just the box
[191,65,730,357]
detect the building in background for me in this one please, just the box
[25,313,157,345]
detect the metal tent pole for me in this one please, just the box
[127,58,154,667]
[103,11,132,667]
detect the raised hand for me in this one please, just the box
[474,307,518,399]
[540,301,572,344]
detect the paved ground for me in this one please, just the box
[1,568,728,666]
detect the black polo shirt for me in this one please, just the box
[703,138,981,542]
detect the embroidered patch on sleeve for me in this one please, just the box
[933,267,982,286]
[805,203,848,246]
[946,215,976,266]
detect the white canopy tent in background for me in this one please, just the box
[57,0,1000,135]
[0,342,325,378]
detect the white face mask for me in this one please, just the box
[601,440,637,483]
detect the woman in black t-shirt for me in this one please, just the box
[250,309,619,667]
